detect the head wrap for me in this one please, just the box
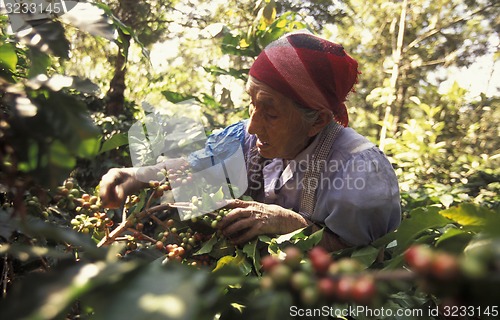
[249,32,359,127]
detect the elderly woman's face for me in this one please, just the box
[247,84,315,159]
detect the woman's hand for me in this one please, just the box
[98,167,147,208]
[217,199,309,245]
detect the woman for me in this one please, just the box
[99,32,401,251]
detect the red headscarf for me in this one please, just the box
[249,32,359,127]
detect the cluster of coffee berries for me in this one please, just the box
[404,245,460,281]
[403,244,500,306]
[310,247,376,305]
[201,207,230,229]
[179,195,230,228]
[165,243,185,261]
[70,214,107,234]
[52,180,81,211]
[24,194,50,218]
[165,166,193,186]
[148,180,171,199]
[155,218,212,253]
[74,193,102,216]
[260,246,377,307]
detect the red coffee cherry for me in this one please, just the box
[261,255,280,272]
[431,252,460,280]
[336,276,356,302]
[351,275,376,305]
[317,277,337,300]
[309,246,332,275]
[404,245,434,274]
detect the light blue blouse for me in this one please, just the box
[189,120,401,246]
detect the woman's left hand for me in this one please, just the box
[217,199,309,245]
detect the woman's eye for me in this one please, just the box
[266,113,278,120]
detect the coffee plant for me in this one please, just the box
[1,1,499,320]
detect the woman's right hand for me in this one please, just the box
[99,167,146,208]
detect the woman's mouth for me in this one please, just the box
[256,139,270,148]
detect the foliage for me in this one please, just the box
[0,1,499,320]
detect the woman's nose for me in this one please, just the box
[247,107,262,135]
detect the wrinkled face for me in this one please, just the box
[246,81,315,160]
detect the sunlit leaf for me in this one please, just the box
[440,203,496,227]
[262,3,276,24]
[99,132,129,154]
[274,227,307,244]
[213,251,252,275]
[439,194,454,208]
[0,43,17,71]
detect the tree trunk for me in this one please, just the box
[105,34,130,116]
[379,0,408,151]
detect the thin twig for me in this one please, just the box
[150,215,168,229]
[97,203,175,247]
[97,219,134,247]
[144,189,157,211]
[2,256,9,298]
[127,228,157,244]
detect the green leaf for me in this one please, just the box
[18,217,105,260]
[350,246,380,267]
[212,187,225,203]
[161,90,198,103]
[27,48,51,78]
[392,206,453,255]
[193,234,218,256]
[203,66,249,81]
[439,203,496,227]
[293,228,324,251]
[262,2,276,23]
[242,239,261,275]
[274,227,308,244]
[213,251,252,275]
[0,43,17,71]
[99,133,129,153]
[434,227,474,253]
[84,262,210,320]
[77,137,101,158]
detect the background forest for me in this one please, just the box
[0,0,499,319]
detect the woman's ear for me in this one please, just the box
[308,110,333,137]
